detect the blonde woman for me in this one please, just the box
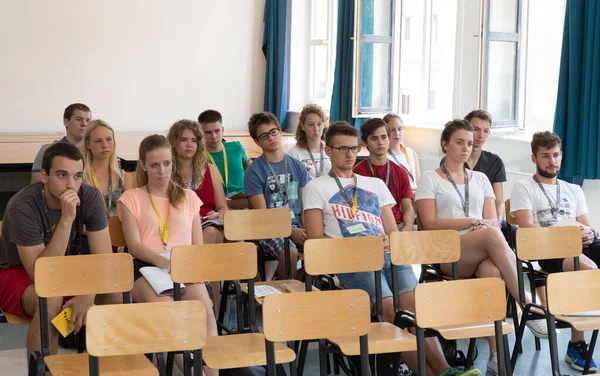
[287,104,331,179]
[384,113,420,190]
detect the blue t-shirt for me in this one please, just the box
[244,154,310,226]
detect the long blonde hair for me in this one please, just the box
[83,119,122,185]
[295,104,328,148]
[136,134,185,207]
[167,120,207,188]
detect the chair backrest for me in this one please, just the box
[34,253,134,298]
[224,208,291,240]
[505,199,517,226]
[171,243,257,283]
[125,171,137,189]
[415,277,506,329]
[86,301,207,356]
[0,220,2,237]
[547,269,600,315]
[109,216,126,247]
[262,290,370,342]
[303,237,384,275]
[515,226,582,261]
[389,230,460,266]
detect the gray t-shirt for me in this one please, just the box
[0,182,108,269]
[31,137,71,172]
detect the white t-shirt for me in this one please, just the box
[303,174,396,239]
[509,177,588,227]
[387,146,418,189]
[287,143,332,180]
[415,170,495,219]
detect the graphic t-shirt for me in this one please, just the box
[353,159,413,224]
[509,177,588,227]
[207,141,249,197]
[302,174,396,239]
[244,154,310,226]
[287,142,332,179]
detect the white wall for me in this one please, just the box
[0,0,266,132]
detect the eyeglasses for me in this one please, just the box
[329,145,361,154]
[257,128,281,141]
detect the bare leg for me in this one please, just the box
[23,285,62,362]
[475,259,502,355]
[277,246,298,280]
[183,283,218,376]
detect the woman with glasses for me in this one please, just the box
[384,113,420,191]
[287,104,331,179]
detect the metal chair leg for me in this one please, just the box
[584,330,599,375]
[547,315,561,376]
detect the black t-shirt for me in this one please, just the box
[0,182,108,269]
[464,150,507,185]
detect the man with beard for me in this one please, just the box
[510,131,599,372]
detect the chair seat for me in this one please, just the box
[203,333,296,369]
[555,315,600,331]
[433,321,513,340]
[328,322,417,356]
[2,310,32,325]
[45,353,157,375]
[240,280,319,304]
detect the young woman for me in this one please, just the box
[83,120,133,218]
[415,119,538,375]
[287,104,331,179]
[168,120,228,314]
[118,134,217,375]
[384,114,420,191]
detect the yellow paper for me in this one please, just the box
[51,307,75,338]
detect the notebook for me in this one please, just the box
[139,266,186,296]
[563,310,600,317]
[51,307,75,338]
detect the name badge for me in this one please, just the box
[346,223,367,235]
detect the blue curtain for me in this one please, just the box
[263,0,289,129]
[553,0,600,180]
[329,0,368,128]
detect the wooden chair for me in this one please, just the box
[415,277,513,376]
[109,216,126,248]
[263,290,372,376]
[30,253,134,376]
[510,226,583,370]
[85,301,207,376]
[301,236,417,375]
[170,243,295,373]
[390,230,513,369]
[546,269,600,375]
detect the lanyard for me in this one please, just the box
[146,186,170,248]
[533,175,561,220]
[440,164,469,217]
[263,155,289,206]
[206,146,228,194]
[388,150,414,182]
[367,159,390,185]
[90,165,112,217]
[329,171,358,216]
[307,143,324,177]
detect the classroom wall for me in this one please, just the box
[0,0,266,132]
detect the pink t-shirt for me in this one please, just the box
[118,188,202,254]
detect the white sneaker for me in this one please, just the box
[486,353,499,376]
[525,319,549,339]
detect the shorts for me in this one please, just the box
[0,265,34,318]
[336,252,418,302]
[257,224,302,259]
[133,258,156,282]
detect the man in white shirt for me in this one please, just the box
[303,121,481,376]
[510,131,599,372]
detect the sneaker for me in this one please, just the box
[486,353,499,376]
[565,341,598,372]
[525,318,549,339]
[439,367,482,376]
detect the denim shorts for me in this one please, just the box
[336,252,418,301]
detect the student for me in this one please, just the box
[168,119,227,313]
[287,104,331,179]
[510,131,599,372]
[0,142,115,362]
[244,112,310,281]
[303,121,481,376]
[32,103,92,183]
[463,110,506,220]
[199,109,251,205]
[83,120,133,219]
[383,113,420,191]
[118,134,217,375]
[353,118,415,231]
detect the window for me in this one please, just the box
[403,16,411,40]
[401,90,411,114]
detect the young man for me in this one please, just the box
[354,118,415,231]
[244,112,310,280]
[463,110,506,220]
[31,103,92,183]
[510,131,599,372]
[0,143,116,362]
[199,109,252,204]
[303,121,481,376]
